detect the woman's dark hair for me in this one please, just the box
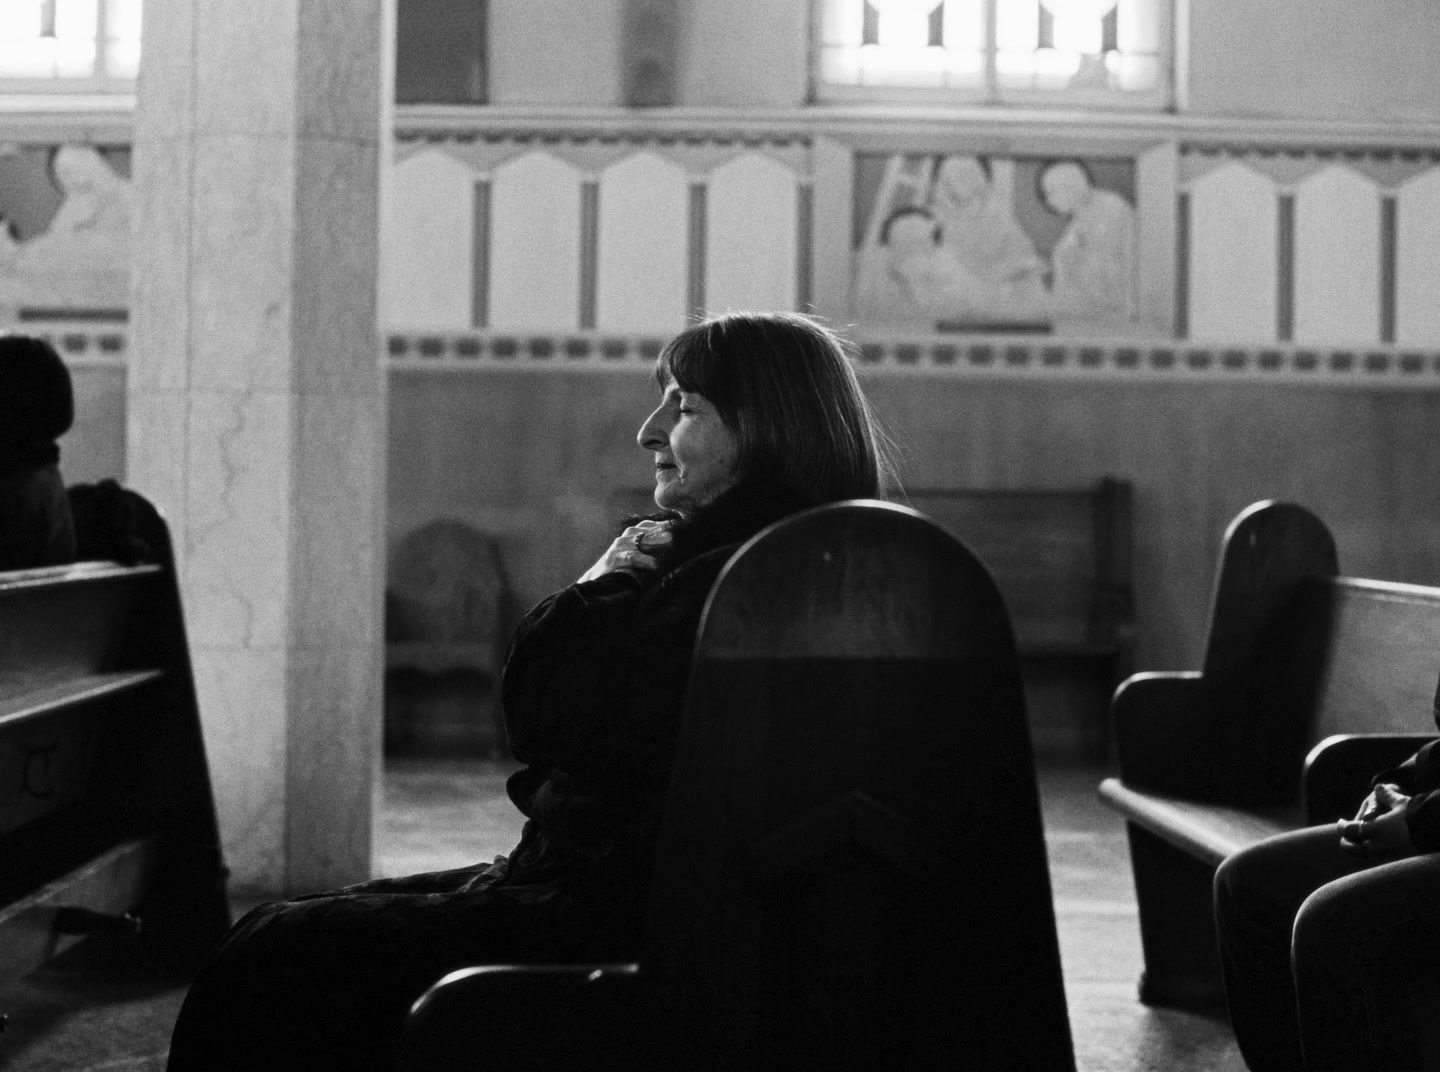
[654,311,899,507]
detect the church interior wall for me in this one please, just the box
[10,0,1440,683]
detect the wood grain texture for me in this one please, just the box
[644,502,1074,1070]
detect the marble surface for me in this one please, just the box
[127,0,387,894]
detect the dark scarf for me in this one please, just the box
[624,477,811,572]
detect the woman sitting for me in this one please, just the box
[165,311,897,1072]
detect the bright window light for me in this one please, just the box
[816,0,1169,104]
[0,0,141,83]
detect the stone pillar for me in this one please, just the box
[127,1,391,894]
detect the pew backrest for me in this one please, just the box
[642,500,1074,1070]
[903,478,1133,659]
[0,490,227,1001]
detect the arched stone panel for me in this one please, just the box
[490,150,583,331]
[705,153,797,315]
[1294,165,1380,344]
[596,151,689,334]
[1188,161,1276,341]
[1396,165,1440,346]
[381,148,477,329]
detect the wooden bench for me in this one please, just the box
[0,487,229,1016]
[905,477,1134,758]
[384,519,513,757]
[401,500,1076,1071]
[1097,499,1440,1008]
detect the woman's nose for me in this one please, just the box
[637,407,668,451]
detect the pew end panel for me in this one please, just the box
[402,964,644,1072]
[402,501,1076,1071]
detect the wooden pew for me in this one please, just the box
[607,478,1135,759]
[0,487,229,1013]
[1097,500,1440,1009]
[401,500,1075,1071]
[384,519,513,757]
[905,478,1135,759]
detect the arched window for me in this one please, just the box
[814,0,1172,108]
[0,0,141,88]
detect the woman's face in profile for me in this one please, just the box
[636,378,741,516]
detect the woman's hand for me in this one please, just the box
[576,520,674,583]
[1339,783,1413,856]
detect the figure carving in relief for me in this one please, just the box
[856,205,990,323]
[1037,158,1136,320]
[851,149,1144,333]
[0,144,132,312]
[925,154,1046,307]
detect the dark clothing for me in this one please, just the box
[1373,714,1440,851]
[0,336,76,570]
[166,481,802,1072]
[68,478,160,565]
[1215,826,1440,1072]
[0,455,74,569]
[1216,684,1440,1071]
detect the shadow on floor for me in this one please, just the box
[0,759,1245,1072]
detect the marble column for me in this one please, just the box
[127,0,391,895]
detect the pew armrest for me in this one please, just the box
[1303,733,1435,824]
[1110,670,1211,792]
[401,963,642,1072]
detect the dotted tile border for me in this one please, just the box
[3,325,128,365]
[394,128,811,151]
[386,332,1440,388]
[15,325,1440,387]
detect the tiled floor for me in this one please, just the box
[0,758,1248,1071]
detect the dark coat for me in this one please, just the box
[496,478,807,955]
[166,480,804,1072]
[0,455,74,569]
[497,541,737,956]
[0,336,75,570]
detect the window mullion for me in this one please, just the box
[983,0,999,103]
[94,0,110,80]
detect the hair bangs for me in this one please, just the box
[655,320,737,418]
